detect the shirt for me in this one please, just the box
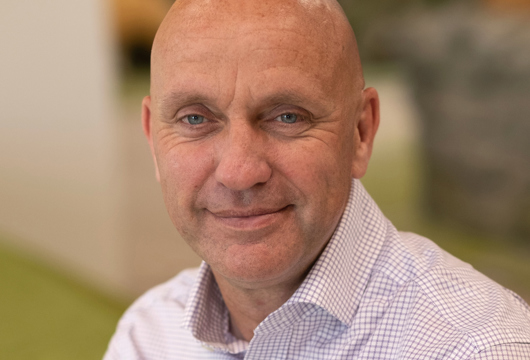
[104,180,530,359]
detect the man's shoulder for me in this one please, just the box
[103,267,208,360]
[367,231,530,355]
[370,230,483,303]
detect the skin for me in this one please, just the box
[142,0,380,341]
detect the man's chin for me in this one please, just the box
[207,241,305,289]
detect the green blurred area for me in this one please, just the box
[0,240,126,360]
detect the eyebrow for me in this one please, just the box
[257,90,332,118]
[157,91,214,119]
[259,91,310,108]
[157,87,333,120]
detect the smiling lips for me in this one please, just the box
[208,206,291,230]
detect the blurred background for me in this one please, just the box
[1,0,529,358]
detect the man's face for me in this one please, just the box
[144,1,372,288]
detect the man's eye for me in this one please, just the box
[275,113,298,124]
[184,115,206,125]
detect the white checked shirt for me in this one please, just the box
[104,180,530,359]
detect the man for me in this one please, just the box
[104,0,530,358]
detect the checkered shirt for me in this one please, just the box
[104,180,530,359]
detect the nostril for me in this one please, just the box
[215,156,272,191]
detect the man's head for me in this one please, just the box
[142,0,379,290]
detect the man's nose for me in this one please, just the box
[214,123,272,191]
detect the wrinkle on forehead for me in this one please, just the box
[151,0,363,99]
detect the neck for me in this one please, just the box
[212,271,305,341]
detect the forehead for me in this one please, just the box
[158,33,340,101]
[159,27,335,78]
[151,0,354,111]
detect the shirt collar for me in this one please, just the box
[286,179,388,326]
[183,179,388,347]
[183,261,249,353]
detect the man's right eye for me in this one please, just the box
[184,115,206,125]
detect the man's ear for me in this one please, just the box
[142,96,161,182]
[351,87,380,179]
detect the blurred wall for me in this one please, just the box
[374,3,530,239]
[0,0,128,294]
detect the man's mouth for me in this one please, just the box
[207,205,291,230]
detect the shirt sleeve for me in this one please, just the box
[469,343,530,359]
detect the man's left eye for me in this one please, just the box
[185,115,206,125]
[275,113,298,124]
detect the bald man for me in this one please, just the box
[104,0,530,358]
